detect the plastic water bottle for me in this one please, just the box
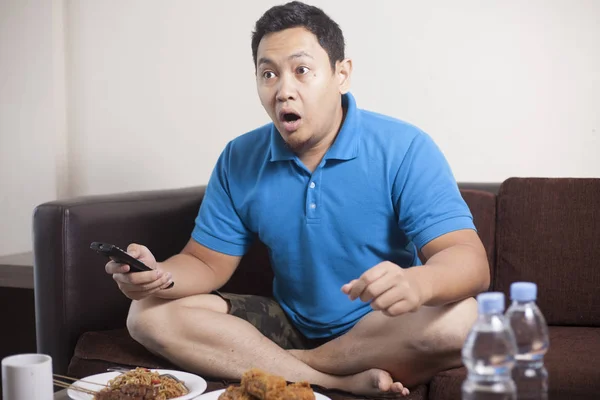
[462,292,517,400]
[505,282,549,400]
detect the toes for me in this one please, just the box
[378,379,390,392]
[388,381,410,397]
[376,371,393,391]
[390,382,405,393]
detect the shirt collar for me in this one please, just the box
[269,92,360,162]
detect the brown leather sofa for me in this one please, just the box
[33,178,600,400]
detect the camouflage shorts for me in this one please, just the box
[214,291,333,350]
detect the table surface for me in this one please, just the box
[0,251,34,289]
[54,388,69,399]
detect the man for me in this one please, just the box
[106,1,489,396]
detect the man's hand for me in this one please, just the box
[105,243,173,300]
[341,261,430,317]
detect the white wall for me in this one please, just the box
[66,0,270,196]
[0,0,65,256]
[346,0,600,180]
[1,0,599,255]
[66,0,600,198]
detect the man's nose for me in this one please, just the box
[276,73,296,102]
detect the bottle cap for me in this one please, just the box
[476,292,505,314]
[510,282,537,302]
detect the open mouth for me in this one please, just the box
[279,111,302,133]
[282,113,301,122]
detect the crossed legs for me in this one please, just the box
[127,294,476,396]
[290,298,477,388]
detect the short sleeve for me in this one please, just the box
[191,144,253,256]
[393,132,475,250]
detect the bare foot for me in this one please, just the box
[289,350,409,396]
[338,368,409,397]
[288,350,410,396]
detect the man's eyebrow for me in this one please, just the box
[257,57,274,67]
[257,52,314,68]
[288,51,313,60]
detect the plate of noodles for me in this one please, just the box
[67,367,207,400]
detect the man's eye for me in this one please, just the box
[263,71,276,79]
[296,66,309,75]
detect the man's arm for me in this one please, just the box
[342,229,489,316]
[153,238,242,299]
[108,239,242,301]
[411,228,490,306]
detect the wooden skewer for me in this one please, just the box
[53,373,108,387]
[53,379,98,395]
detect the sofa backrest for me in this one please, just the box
[460,188,497,289]
[494,178,600,327]
[33,186,205,374]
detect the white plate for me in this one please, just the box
[67,369,207,400]
[197,388,331,400]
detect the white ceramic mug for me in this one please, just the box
[2,353,53,400]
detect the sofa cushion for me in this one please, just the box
[427,366,464,400]
[69,328,428,400]
[495,178,600,326]
[544,326,600,399]
[427,326,600,400]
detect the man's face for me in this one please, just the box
[256,27,349,154]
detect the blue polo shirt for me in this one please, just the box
[192,92,475,339]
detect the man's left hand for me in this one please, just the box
[341,261,428,317]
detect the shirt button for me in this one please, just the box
[310,203,316,209]
[309,182,316,189]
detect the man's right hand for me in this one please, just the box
[105,243,173,300]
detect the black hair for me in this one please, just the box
[251,1,345,71]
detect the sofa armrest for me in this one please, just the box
[33,185,206,374]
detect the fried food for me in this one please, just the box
[262,381,316,400]
[218,369,315,400]
[282,382,315,400]
[241,368,286,399]
[217,385,256,400]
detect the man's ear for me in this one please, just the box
[336,58,353,94]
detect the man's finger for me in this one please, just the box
[138,280,173,298]
[370,286,403,311]
[348,279,368,300]
[382,299,413,317]
[349,266,388,300]
[341,279,358,294]
[113,269,163,286]
[359,275,393,302]
[118,272,172,293]
[105,261,130,274]
[126,243,141,258]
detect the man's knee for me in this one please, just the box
[127,294,229,351]
[126,297,170,350]
[413,297,477,356]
